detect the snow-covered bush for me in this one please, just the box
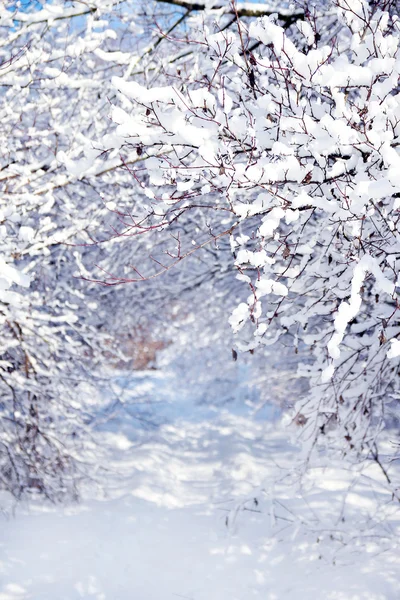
[94,0,400,471]
[0,0,124,499]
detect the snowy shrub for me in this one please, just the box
[98,0,400,470]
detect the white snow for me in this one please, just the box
[1,370,400,600]
[387,338,400,359]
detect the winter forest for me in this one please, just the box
[1,0,400,597]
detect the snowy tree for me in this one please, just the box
[0,0,127,499]
[2,0,400,502]
[86,0,400,479]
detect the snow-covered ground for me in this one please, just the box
[1,370,400,600]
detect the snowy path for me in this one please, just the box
[1,371,400,600]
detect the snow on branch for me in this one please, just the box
[99,0,400,466]
[155,0,304,23]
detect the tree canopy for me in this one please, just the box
[0,0,399,507]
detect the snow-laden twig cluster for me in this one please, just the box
[96,0,400,466]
